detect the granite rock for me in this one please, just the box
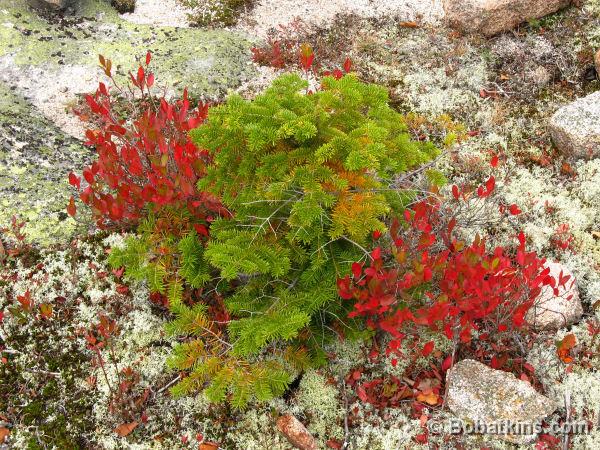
[443,0,571,36]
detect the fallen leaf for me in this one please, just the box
[326,439,343,449]
[199,442,219,450]
[417,391,439,405]
[399,21,419,28]
[561,162,577,177]
[39,303,53,319]
[115,421,138,437]
[557,334,577,363]
[0,427,9,443]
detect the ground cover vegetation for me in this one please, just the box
[62,45,567,425]
[2,1,600,447]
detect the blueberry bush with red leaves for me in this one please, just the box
[250,16,357,73]
[68,52,224,230]
[338,165,566,374]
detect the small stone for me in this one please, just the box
[442,0,570,36]
[446,359,556,444]
[526,261,583,330]
[549,91,600,159]
[276,415,318,450]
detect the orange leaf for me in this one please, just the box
[0,238,5,261]
[67,196,77,217]
[399,21,419,28]
[199,442,219,450]
[417,391,439,405]
[0,427,9,444]
[559,333,576,350]
[39,303,53,319]
[115,421,138,437]
[557,334,577,363]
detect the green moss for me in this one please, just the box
[0,0,255,94]
[0,327,94,449]
[0,81,88,244]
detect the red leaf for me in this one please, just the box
[441,354,453,371]
[557,334,577,363]
[193,223,209,237]
[451,185,460,200]
[517,231,526,247]
[300,43,314,71]
[17,290,32,311]
[67,196,77,217]
[137,66,145,86]
[509,204,522,215]
[69,172,81,189]
[485,175,495,194]
[343,57,352,73]
[490,155,499,167]
[422,341,435,356]
[146,73,154,88]
[351,262,362,279]
[371,247,381,260]
[83,168,94,185]
[423,267,432,281]
[414,433,428,444]
[146,51,151,66]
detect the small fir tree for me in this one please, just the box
[111,72,440,407]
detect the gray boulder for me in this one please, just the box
[29,0,73,10]
[525,261,583,330]
[549,91,600,159]
[443,0,571,36]
[446,359,556,444]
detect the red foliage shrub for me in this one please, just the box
[251,17,355,74]
[68,52,224,229]
[338,177,561,361]
[251,38,285,69]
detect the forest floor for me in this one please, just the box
[1,0,599,449]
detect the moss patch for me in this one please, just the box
[0,81,89,244]
[0,0,255,96]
